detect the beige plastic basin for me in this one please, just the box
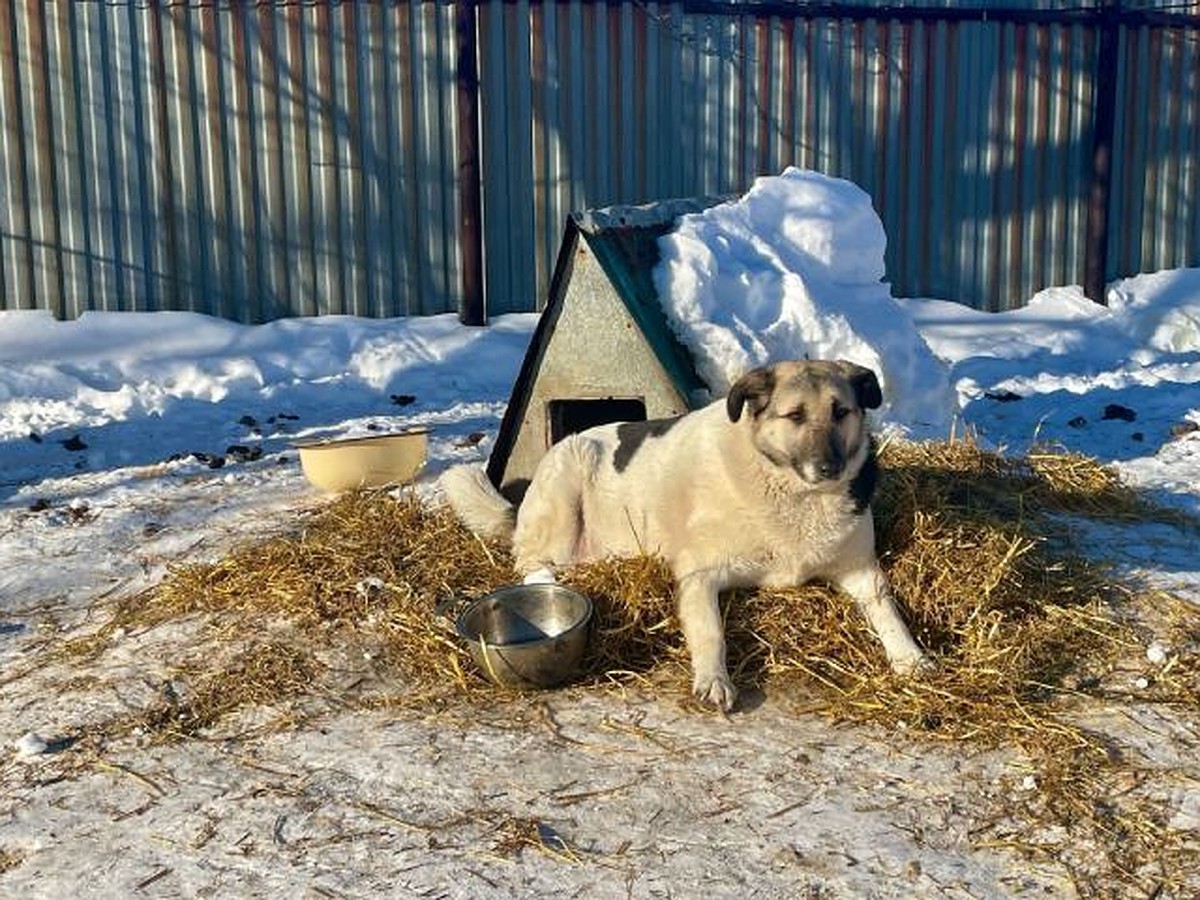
[295,428,430,492]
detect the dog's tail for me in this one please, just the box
[438,464,516,541]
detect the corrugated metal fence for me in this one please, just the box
[1,1,462,321]
[1,1,1198,321]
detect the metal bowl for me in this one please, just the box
[455,583,593,689]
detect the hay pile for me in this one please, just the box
[89,438,1198,730]
[74,438,1200,893]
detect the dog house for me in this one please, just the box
[486,197,729,502]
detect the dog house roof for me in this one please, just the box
[486,195,730,487]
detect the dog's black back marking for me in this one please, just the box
[613,416,682,472]
[848,439,878,514]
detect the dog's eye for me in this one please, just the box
[832,404,851,421]
[786,407,807,423]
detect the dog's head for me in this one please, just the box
[726,359,881,485]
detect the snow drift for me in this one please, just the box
[653,167,955,434]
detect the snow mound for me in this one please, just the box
[1108,268,1200,354]
[653,167,953,433]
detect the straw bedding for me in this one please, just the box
[68,438,1200,894]
[96,439,1192,720]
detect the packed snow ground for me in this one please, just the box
[2,171,1200,897]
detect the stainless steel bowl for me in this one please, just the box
[455,583,593,689]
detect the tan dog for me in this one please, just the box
[440,359,928,711]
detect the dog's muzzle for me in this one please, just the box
[798,458,844,483]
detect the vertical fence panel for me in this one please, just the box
[334,3,364,316]
[440,2,463,315]
[479,0,510,315]
[227,4,262,321]
[167,4,201,312]
[47,3,86,317]
[196,5,229,319]
[1182,33,1200,265]
[75,3,108,313]
[0,1,31,311]
[1142,27,1163,271]
[23,0,64,315]
[1167,28,1188,271]
[508,0,531,310]
[144,2,170,310]
[87,4,122,310]
[118,4,151,310]
[411,1,457,316]
[1107,19,1127,279]
[309,3,339,315]
[282,3,316,318]
[390,1,419,316]
[360,2,385,319]
[257,5,291,320]
[1119,26,1149,277]
[530,2,550,301]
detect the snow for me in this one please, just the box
[1146,640,1170,665]
[904,274,1200,516]
[2,168,1200,896]
[654,168,956,431]
[12,732,47,760]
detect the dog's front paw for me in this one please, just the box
[692,670,738,712]
[521,567,557,586]
[890,652,934,677]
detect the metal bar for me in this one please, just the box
[679,1,1200,30]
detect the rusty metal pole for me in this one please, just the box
[1084,0,1119,306]
[456,0,485,326]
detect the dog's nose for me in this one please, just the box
[816,461,839,479]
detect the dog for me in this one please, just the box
[440,359,928,711]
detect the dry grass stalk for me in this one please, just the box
[122,641,324,741]
[489,817,582,863]
[0,848,25,874]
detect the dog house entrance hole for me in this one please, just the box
[548,398,646,444]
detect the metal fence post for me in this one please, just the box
[1084,0,1120,306]
[456,0,485,326]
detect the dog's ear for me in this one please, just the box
[726,366,776,422]
[838,361,883,410]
